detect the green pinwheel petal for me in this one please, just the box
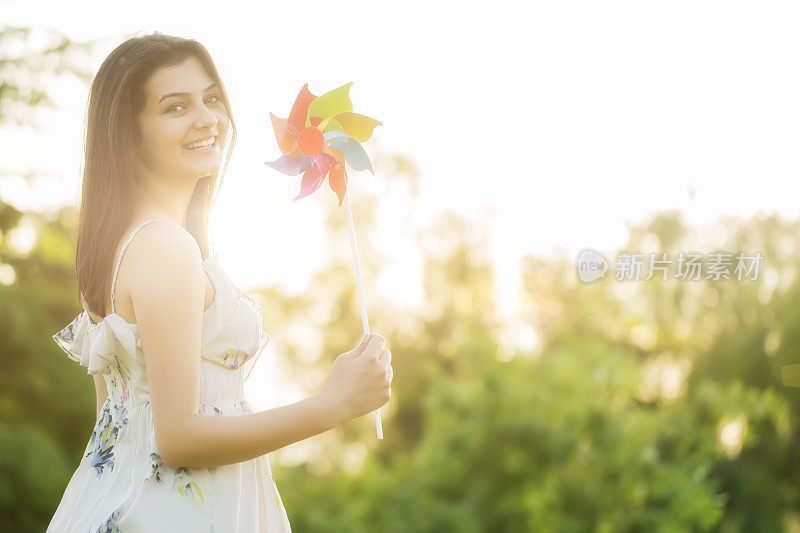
[306,82,353,127]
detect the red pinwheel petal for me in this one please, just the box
[288,84,317,137]
[314,151,336,176]
[292,164,325,201]
[328,161,347,207]
[292,152,338,202]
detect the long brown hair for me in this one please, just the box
[75,32,236,318]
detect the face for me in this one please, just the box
[136,56,230,182]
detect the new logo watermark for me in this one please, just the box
[576,248,609,283]
[576,249,763,284]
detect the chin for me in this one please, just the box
[194,165,221,178]
[182,153,221,168]
[179,162,220,178]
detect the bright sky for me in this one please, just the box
[5,1,800,416]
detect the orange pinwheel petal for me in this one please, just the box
[328,160,347,207]
[288,83,317,136]
[269,113,297,154]
[321,144,345,164]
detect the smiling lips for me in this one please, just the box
[184,136,217,150]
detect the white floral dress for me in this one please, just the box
[47,219,292,532]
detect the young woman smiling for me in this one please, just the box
[47,32,392,532]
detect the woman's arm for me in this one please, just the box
[126,220,349,469]
[166,391,344,468]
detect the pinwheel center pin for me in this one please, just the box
[297,126,324,156]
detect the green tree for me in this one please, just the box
[0,23,107,531]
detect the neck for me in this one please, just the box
[132,174,199,228]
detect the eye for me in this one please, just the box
[166,95,221,113]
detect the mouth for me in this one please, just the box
[183,135,218,153]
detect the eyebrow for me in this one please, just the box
[159,83,218,103]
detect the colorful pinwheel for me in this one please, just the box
[264,82,386,439]
[264,82,382,205]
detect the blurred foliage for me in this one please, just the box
[268,203,799,532]
[0,22,115,532]
[3,19,800,533]
[0,25,95,127]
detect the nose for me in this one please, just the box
[193,102,218,130]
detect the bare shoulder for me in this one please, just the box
[121,219,205,316]
[125,219,202,268]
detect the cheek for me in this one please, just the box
[215,110,230,134]
[137,134,160,161]
[141,117,184,153]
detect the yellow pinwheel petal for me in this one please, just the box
[318,117,343,133]
[306,82,353,127]
[322,112,382,143]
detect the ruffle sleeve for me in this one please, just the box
[52,311,144,375]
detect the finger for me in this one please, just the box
[358,333,385,360]
[378,348,391,367]
[387,365,393,383]
[344,334,371,358]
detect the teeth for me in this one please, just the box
[185,136,216,149]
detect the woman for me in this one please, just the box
[48,32,392,532]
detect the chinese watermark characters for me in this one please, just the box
[576,248,763,283]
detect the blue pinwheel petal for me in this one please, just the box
[323,130,348,142]
[326,133,374,175]
[264,154,315,176]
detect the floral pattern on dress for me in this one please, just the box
[111,355,132,404]
[175,467,205,502]
[145,453,164,484]
[145,452,205,503]
[95,507,122,533]
[85,401,129,479]
[200,403,224,416]
[54,318,78,345]
[210,346,250,370]
[231,400,253,416]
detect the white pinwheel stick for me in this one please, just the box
[343,181,383,439]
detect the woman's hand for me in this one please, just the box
[317,333,393,423]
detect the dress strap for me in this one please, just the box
[111,219,166,314]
